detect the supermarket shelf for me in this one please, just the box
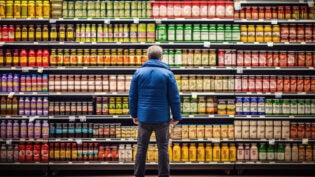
[0,92,48,96]
[48,92,128,96]
[239,0,309,5]
[0,162,48,171]
[234,92,315,96]
[0,115,48,120]
[48,138,138,143]
[49,115,131,120]
[233,115,315,120]
[172,139,234,143]
[0,138,48,143]
[233,139,315,143]
[235,162,315,170]
[234,19,315,24]
[48,162,234,170]
[2,42,315,49]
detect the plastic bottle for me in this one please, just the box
[184,24,192,42]
[36,49,42,67]
[209,25,216,42]
[0,120,6,138]
[13,49,19,66]
[42,49,49,67]
[216,25,224,42]
[28,49,36,67]
[250,143,258,161]
[13,74,20,92]
[30,97,36,115]
[167,24,175,41]
[27,121,34,138]
[224,25,232,42]
[7,73,13,92]
[13,120,19,138]
[6,120,13,138]
[42,120,49,139]
[192,24,201,42]
[34,120,41,139]
[36,97,42,115]
[1,74,7,92]
[175,24,184,42]
[20,120,27,138]
[43,97,48,116]
[20,49,27,67]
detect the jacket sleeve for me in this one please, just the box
[167,73,182,121]
[129,72,138,118]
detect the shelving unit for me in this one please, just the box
[0,0,315,175]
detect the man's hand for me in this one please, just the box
[170,119,179,126]
[133,118,139,125]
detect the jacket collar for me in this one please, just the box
[141,59,171,70]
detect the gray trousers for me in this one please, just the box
[134,122,170,177]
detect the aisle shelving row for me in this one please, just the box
[0,18,315,24]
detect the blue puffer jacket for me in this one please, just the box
[129,59,182,123]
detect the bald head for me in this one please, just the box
[147,45,163,60]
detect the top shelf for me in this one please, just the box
[0,18,315,24]
[238,0,311,5]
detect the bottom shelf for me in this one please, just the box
[0,162,48,171]
[235,162,315,170]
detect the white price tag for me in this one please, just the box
[87,18,92,21]
[212,139,221,143]
[267,42,274,47]
[32,92,38,95]
[234,2,242,10]
[257,92,262,95]
[229,115,235,118]
[302,138,309,145]
[236,42,244,44]
[208,115,215,118]
[254,42,259,44]
[113,115,118,118]
[37,67,44,73]
[0,42,4,46]
[91,138,96,141]
[301,42,306,45]
[258,19,264,22]
[309,67,314,70]
[191,93,198,99]
[275,92,282,98]
[79,42,84,44]
[269,139,275,145]
[155,42,161,45]
[58,18,64,21]
[8,92,15,98]
[168,42,174,44]
[76,139,83,144]
[22,67,30,72]
[56,92,62,95]
[271,20,278,25]
[104,19,110,24]
[284,42,290,45]
[198,67,204,69]
[259,115,265,118]
[189,115,194,118]
[246,92,252,95]
[203,42,211,48]
[69,116,76,122]
[59,42,64,44]
[83,67,88,69]
[73,18,78,20]
[275,67,281,70]
[308,0,314,7]
[133,18,140,24]
[92,42,97,45]
[289,116,295,118]
[298,92,306,95]
[155,19,162,24]
[6,139,12,145]
[140,42,146,44]
[112,92,117,95]
[29,116,36,122]
[236,67,243,74]
[79,116,86,122]
[49,19,57,23]
[246,115,252,118]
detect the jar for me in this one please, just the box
[205,143,212,162]
[181,143,189,162]
[247,25,255,42]
[189,143,197,162]
[197,143,205,162]
[213,144,220,162]
[272,25,280,42]
[221,143,229,162]
[240,25,247,42]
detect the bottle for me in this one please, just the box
[192,24,201,42]
[13,120,19,138]
[209,25,216,42]
[28,0,35,18]
[184,24,192,42]
[13,0,21,18]
[216,25,224,42]
[267,144,275,161]
[21,25,28,41]
[6,120,13,138]
[284,143,291,161]
[21,0,27,18]
[7,73,13,92]
[28,25,35,42]
[34,120,41,139]
[277,144,285,161]
[167,24,175,41]
[250,143,258,161]
[5,49,12,67]
[8,25,14,42]
[50,24,57,41]
[28,49,35,67]
[175,24,184,42]
[224,25,232,42]
[12,97,18,115]
[13,49,19,67]
[27,121,34,138]
[1,120,6,138]
[36,49,42,67]
[15,25,21,41]
[232,25,240,42]
[42,25,49,41]
[20,49,27,67]
[1,74,7,92]
[35,25,42,42]
[20,120,27,138]
[259,143,267,161]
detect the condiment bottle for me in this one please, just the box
[28,25,35,42]
[35,25,42,41]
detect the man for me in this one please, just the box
[129,45,182,177]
